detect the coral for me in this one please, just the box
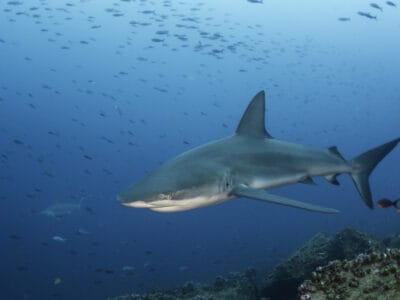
[299,248,400,300]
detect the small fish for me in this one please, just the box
[179,266,188,272]
[358,11,377,19]
[121,266,135,272]
[370,3,383,11]
[9,234,21,240]
[76,228,90,235]
[17,265,29,272]
[54,277,62,285]
[52,236,67,243]
[377,198,399,209]
[386,1,396,7]
[84,206,95,215]
[13,139,24,145]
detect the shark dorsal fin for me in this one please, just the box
[236,91,272,138]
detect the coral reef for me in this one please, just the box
[327,228,381,260]
[299,248,400,299]
[259,228,382,299]
[260,232,331,299]
[382,233,400,249]
[110,268,258,300]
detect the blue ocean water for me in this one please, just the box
[1,0,400,299]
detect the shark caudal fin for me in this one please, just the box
[350,138,400,209]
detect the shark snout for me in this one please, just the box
[117,194,140,206]
[122,200,156,208]
[117,190,186,210]
[117,193,158,208]
[116,194,127,204]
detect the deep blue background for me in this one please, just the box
[1,0,400,299]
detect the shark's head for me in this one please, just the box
[117,158,236,212]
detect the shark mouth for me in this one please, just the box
[121,200,170,209]
[122,195,229,212]
[121,200,193,212]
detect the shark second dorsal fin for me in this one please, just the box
[236,91,272,138]
[328,146,345,161]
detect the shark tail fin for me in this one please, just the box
[350,138,400,209]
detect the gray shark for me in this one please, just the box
[118,91,399,213]
[41,200,82,218]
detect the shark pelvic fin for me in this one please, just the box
[231,185,339,214]
[236,91,272,138]
[299,176,316,185]
[325,174,340,185]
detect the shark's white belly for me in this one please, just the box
[249,173,307,190]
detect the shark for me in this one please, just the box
[41,199,83,219]
[118,91,399,213]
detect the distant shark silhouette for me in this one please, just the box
[118,91,399,213]
[41,199,83,218]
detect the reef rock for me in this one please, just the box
[299,248,400,299]
[260,228,382,299]
[260,232,331,299]
[382,233,400,249]
[327,228,381,260]
[110,268,259,300]
[111,228,387,300]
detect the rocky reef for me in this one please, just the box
[299,248,400,299]
[111,228,399,300]
[259,228,382,299]
[110,268,259,300]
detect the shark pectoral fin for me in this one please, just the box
[231,185,339,214]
